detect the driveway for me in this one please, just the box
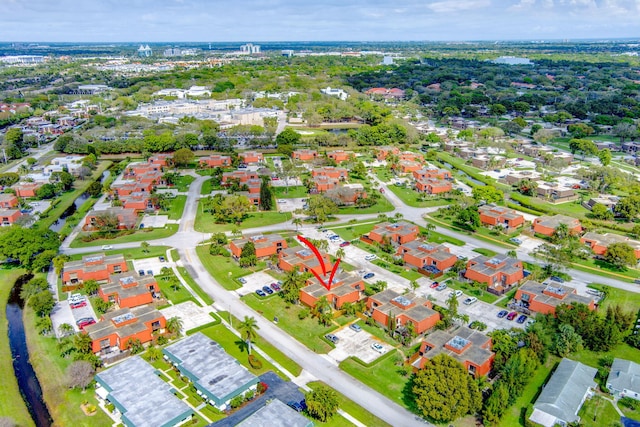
[329,324,394,363]
[236,271,278,296]
[50,301,80,336]
[132,257,172,276]
[277,197,306,213]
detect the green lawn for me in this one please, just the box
[338,197,395,215]
[570,343,640,370]
[23,304,113,427]
[371,258,425,281]
[165,195,187,220]
[618,399,640,421]
[0,268,34,427]
[578,395,622,427]
[588,283,640,312]
[327,221,380,241]
[195,205,292,233]
[157,273,197,305]
[424,215,515,248]
[499,357,558,427]
[339,350,410,407]
[195,246,266,291]
[198,324,286,379]
[373,167,393,183]
[242,293,335,353]
[176,266,214,306]
[386,184,453,208]
[273,186,309,198]
[572,258,640,281]
[173,175,195,192]
[473,248,498,257]
[69,246,171,261]
[70,224,179,248]
[444,279,500,304]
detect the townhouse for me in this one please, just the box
[277,247,332,277]
[98,272,159,309]
[580,232,640,259]
[464,254,524,295]
[368,221,419,245]
[326,150,351,163]
[229,234,288,259]
[292,149,318,162]
[84,207,138,231]
[199,154,232,168]
[299,271,365,309]
[414,178,453,195]
[533,215,582,237]
[396,241,458,273]
[478,204,525,232]
[514,280,596,315]
[367,289,440,334]
[62,253,128,291]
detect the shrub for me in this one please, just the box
[248,355,263,369]
[230,395,244,409]
[619,397,640,410]
[298,308,309,320]
[257,382,268,393]
[105,403,115,413]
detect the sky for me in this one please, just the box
[1,0,640,43]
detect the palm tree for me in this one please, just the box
[394,212,404,222]
[239,316,259,355]
[335,247,345,260]
[166,316,183,336]
[146,346,162,362]
[312,296,333,326]
[424,223,436,238]
[410,280,419,292]
[282,269,304,304]
[141,241,150,253]
[292,217,303,230]
[57,323,74,340]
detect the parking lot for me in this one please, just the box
[132,256,172,276]
[51,295,99,337]
[236,271,279,297]
[328,323,393,363]
[276,198,306,213]
[160,301,214,333]
[140,214,169,229]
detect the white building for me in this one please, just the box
[0,55,45,65]
[137,44,153,57]
[320,87,349,101]
[607,358,640,400]
[44,156,86,177]
[240,43,260,54]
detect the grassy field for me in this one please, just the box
[242,293,336,353]
[157,272,197,305]
[0,268,34,427]
[472,248,498,257]
[578,395,622,427]
[572,258,640,281]
[195,246,267,291]
[69,245,171,261]
[70,224,179,248]
[23,304,113,427]
[194,204,292,233]
[176,266,214,305]
[307,381,392,427]
[273,185,309,198]
[386,184,453,208]
[166,195,187,220]
[588,283,640,312]
[444,279,500,304]
[424,216,516,248]
[327,221,380,241]
[172,175,195,192]
[570,343,640,370]
[338,197,395,215]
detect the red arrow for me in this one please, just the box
[297,235,340,291]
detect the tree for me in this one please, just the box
[292,217,302,230]
[146,346,163,362]
[141,241,150,253]
[598,149,612,166]
[517,179,537,196]
[489,104,507,117]
[259,177,272,211]
[50,171,75,191]
[166,316,183,336]
[29,290,55,317]
[83,279,100,296]
[604,242,637,270]
[335,247,345,260]
[36,183,57,199]
[412,354,482,423]
[312,296,333,326]
[0,227,60,269]
[553,324,583,357]
[305,195,338,224]
[455,206,480,231]
[239,316,259,355]
[590,203,613,221]
[275,127,301,146]
[472,186,503,204]
[20,277,49,301]
[612,122,638,143]
[66,361,95,390]
[615,195,640,219]
[127,338,144,354]
[58,323,74,339]
[239,240,257,267]
[86,181,102,197]
[305,385,339,422]
[172,148,194,167]
[447,293,459,320]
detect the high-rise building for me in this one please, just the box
[240,43,260,54]
[137,44,153,57]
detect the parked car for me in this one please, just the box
[287,401,305,412]
[449,289,463,298]
[70,300,87,309]
[262,285,274,295]
[325,334,339,344]
[516,314,528,324]
[526,318,536,327]
[371,343,384,353]
[363,272,375,280]
[270,282,281,292]
[69,293,83,302]
[379,188,385,193]
[550,276,565,283]
[509,238,522,245]
[339,241,351,247]
[506,311,518,321]
[138,269,145,276]
[277,199,286,203]
[463,297,478,305]
[349,323,362,333]
[101,245,113,250]
[430,281,439,289]
[255,289,266,297]
[76,318,96,329]
[435,283,448,291]
[238,277,247,284]
[159,256,166,262]
[364,254,377,261]
[497,310,509,318]
[147,270,153,276]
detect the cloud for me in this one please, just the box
[427,0,491,13]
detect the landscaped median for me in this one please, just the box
[69,224,179,248]
[194,202,292,233]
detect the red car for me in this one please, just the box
[379,188,385,193]
[76,318,96,329]
[430,281,439,289]
[70,300,87,309]
[506,311,518,321]
[339,241,351,247]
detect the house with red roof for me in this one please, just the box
[299,271,364,309]
[98,272,158,309]
[84,207,138,231]
[311,166,348,180]
[414,178,452,195]
[514,280,596,315]
[199,154,231,168]
[375,146,400,161]
[229,234,287,258]
[327,150,352,163]
[533,215,582,237]
[62,253,128,291]
[292,149,318,162]
[278,247,332,277]
[238,151,264,165]
[464,255,524,295]
[479,204,525,232]
[0,209,22,226]
[396,241,458,272]
[0,194,19,209]
[12,182,42,198]
[369,221,419,245]
[412,168,452,181]
[367,289,440,335]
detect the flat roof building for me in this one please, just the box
[515,280,596,315]
[235,399,313,427]
[95,356,193,427]
[163,333,259,410]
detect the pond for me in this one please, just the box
[48,193,89,233]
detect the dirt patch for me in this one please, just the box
[80,403,97,416]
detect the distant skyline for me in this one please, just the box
[1,0,640,43]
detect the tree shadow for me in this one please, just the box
[235,339,248,354]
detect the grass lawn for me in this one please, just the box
[371,258,424,281]
[23,305,113,427]
[157,273,197,305]
[165,195,187,220]
[374,167,393,183]
[176,266,214,305]
[444,279,500,304]
[473,248,498,257]
[327,221,380,242]
[572,258,640,281]
[0,268,34,427]
[242,293,335,353]
[194,205,292,233]
[618,399,640,421]
[69,245,171,261]
[338,197,395,215]
[173,174,195,192]
[273,186,309,198]
[198,324,286,379]
[588,283,640,313]
[386,184,452,208]
[339,350,410,407]
[499,357,558,427]
[578,395,622,427]
[424,216,515,248]
[70,224,179,248]
[195,246,266,291]
[570,343,640,370]
[200,178,219,195]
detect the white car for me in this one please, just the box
[449,290,463,298]
[101,245,113,250]
[463,297,478,305]
[364,254,377,261]
[277,199,286,203]
[371,343,384,353]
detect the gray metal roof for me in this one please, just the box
[235,399,313,427]
[95,356,192,427]
[607,358,640,395]
[532,358,597,424]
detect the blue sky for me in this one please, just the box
[1,0,639,42]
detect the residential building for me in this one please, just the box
[292,149,318,162]
[375,146,400,161]
[536,182,576,202]
[583,195,619,212]
[365,87,406,99]
[396,241,458,272]
[367,289,440,334]
[478,204,525,232]
[399,151,424,163]
[369,221,420,245]
[111,181,153,197]
[327,150,351,163]
[62,253,128,291]
[0,209,22,226]
[299,271,364,309]
[311,175,339,193]
[222,170,260,185]
[85,305,165,355]
[199,154,231,168]
[44,155,85,177]
[163,333,260,410]
[580,232,640,259]
[238,151,264,165]
[415,178,453,194]
[533,215,582,237]
[471,155,506,170]
[236,399,313,427]
[0,194,19,209]
[325,184,367,206]
[94,356,193,427]
[502,170,542,185]
[98,272,158,309]
[606,358,640,400]
[229,234,287,259]
[84,207,138,231]
[11,182,42,198]
[320,87,349,100]
[412,326,494,377]
[311,166,348,180]
[278,247,332,277]
[397,160,422,173]
[412,168,452,181]
[464,255,524,295]
[120,192,154,212]
[514,280,596,315]
[529,358,597,427]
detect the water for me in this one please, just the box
[100,170,110,184]
[48,193,89,233]
[457,170,486,186]
[326,128,349,135]
[7,273,53,427]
